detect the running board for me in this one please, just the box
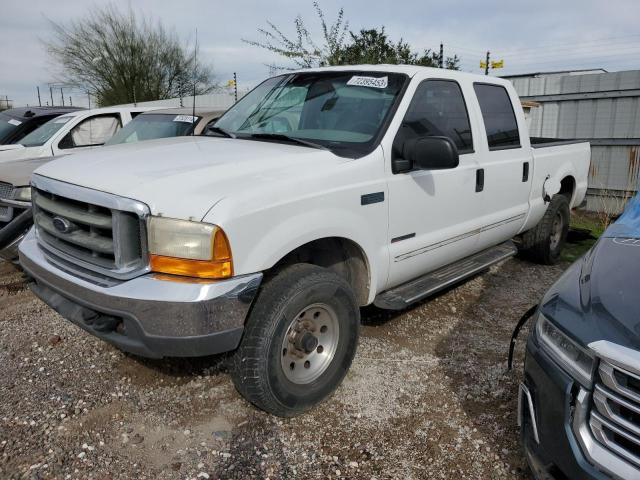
[374,241,517,310]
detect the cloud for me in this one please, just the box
[2,0,639,107]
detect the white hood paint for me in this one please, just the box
[0,144,51,163]
[35,136,346,220]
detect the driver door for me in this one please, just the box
[386,78,485,289]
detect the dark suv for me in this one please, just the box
[0,107,82,146]
[521,197,640,479]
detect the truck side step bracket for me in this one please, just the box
[374,241,517,310]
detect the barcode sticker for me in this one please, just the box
[7,119,22,126]
[346,76,388,89]
[173,115,197,123]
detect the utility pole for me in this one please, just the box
[439,43,444,69]
[233,72,238,102]
[50,86,54,106]
[87,91,91,109]
[36,86,41,106]
[61,88,65,106]
[485,51,490,75]
[69,96,72,106]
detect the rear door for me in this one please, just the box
[386,77,485,288]
[472,83,532,249]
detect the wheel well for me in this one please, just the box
[559,176,575,203]
[270,237,370,306]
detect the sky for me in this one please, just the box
[1,0,640,108]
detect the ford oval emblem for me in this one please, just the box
[52,216,75,234]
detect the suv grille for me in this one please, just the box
[33,187,147,278]
[0,181,14,222]
[590,360,640,469]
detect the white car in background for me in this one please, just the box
[0,106,160,163]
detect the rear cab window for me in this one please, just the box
[473,83,521,150]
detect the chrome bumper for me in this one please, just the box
[19,229,262,358]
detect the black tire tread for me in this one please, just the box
[230,263,358,417]
[519,194,570,265]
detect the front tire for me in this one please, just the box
[519,194,570,265]
[231,263,360,417]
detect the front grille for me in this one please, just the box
[33,187,147,279]
[589,360,640,469]
[0,181,14,222]
[0,181,13,199]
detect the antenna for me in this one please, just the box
[192,28,198,135]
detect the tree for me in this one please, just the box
[243,1,348,68]
[46,5,216,106]
[338,28,460,69]
[246,4,460,71]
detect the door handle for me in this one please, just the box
[523,162,530,182]
[476,168,484,192]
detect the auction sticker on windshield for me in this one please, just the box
[173,115,197,123]
[8,119,22,126]
[53,117,71,123]
[346,76,388,88]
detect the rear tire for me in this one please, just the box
[519,194,570,265]
[230,263,360,417]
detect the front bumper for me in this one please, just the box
[521,335,611,479]
[18,229,262,358]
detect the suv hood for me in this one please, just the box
[540,199,640,350]
[34,136,346,220]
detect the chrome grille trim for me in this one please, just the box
[577,340,640,477]
[31,175,151,282]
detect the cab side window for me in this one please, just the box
[393,79,474,162]
[59,114,122,149]
[473,83,521,150]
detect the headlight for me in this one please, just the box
[148,216,233,279]
[536,313,595,386]
[13,187,32,202]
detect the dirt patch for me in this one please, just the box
[0,256,565,479]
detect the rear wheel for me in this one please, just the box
[519,194,570,265]
[230,263,360,417]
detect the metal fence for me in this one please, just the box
[505,70,640,213]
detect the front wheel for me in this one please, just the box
[519,194,570,265]
[230,263,360,417]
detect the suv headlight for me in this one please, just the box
[536,313,595,386]
[148,216,233,279]
[13,187,32,202]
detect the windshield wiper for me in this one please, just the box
[205,126,236,138]
[247,133,328,150]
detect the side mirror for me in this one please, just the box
[394,136,459,172]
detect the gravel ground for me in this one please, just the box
[0,256,567,479]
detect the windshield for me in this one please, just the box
[20,116,72,147]
[105,113,200,146]
[213,71,408,157]
[0,113,21,143]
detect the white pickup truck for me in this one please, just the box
[18,66,590,416]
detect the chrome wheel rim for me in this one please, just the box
[550,213,564,250]
[280,303,340,384]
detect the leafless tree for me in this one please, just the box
[46,5,216,106]
[243,2,349,68]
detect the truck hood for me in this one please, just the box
[0,157,52,187]
[35,136,347,220]
[0,144,50,163]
